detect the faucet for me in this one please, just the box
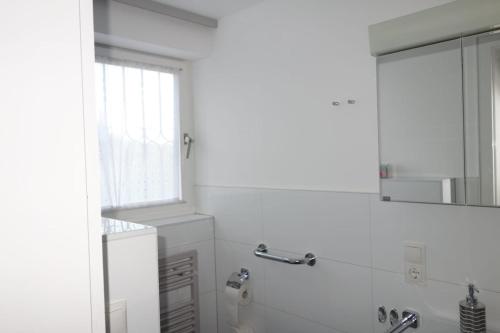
[387,310,420,333]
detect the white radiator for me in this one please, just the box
[159,251,199,333]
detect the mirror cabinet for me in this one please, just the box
[378,30,500,206]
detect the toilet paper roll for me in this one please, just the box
[224,283,251,327]
[232,324,255,333]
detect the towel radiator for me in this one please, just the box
[158,250,199,333]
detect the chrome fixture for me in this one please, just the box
[378,306,387,323]
[460,284,486,333]
[253,244,317,266]
[387,310,420,333]
[226,268,250,290]
[390,309,399,326]
[332,101,341,106]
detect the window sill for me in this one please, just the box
[101,201,196,223]
[142,213,213,228]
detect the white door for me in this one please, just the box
[0,1,105,332]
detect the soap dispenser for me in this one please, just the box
[460,284,486,333]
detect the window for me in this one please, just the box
[94,48,191,213]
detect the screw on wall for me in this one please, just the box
[332,100,356,106]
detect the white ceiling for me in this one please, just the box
[153,0,265,19]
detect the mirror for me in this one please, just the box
[463,31,500,206]
[377,39,465,205]
[378,31,500,207]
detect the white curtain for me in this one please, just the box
[95,58,181,209]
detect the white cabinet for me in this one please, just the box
[102,219,161,333]
[0,1,104,332]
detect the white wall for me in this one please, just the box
[93,0,215,59]
[193,0,454,193]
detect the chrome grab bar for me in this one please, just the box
[387,310,419,333]
[253,244,317,266]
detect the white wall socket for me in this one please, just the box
[404,242,426,285]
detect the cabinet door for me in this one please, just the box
[463,31,500,206]
[0,1,104,332]
[377,39,465,204]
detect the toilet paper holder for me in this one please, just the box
[226,268,250,290]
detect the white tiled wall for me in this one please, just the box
[196,186,500,333]
[149,215,218,333]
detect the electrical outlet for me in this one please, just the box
[406,263,425,284]
[404,242,426,285]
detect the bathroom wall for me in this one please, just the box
[192,0,454,193]
[196,186,500,333]
[192,1,500,333]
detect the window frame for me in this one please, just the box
[95,45,195,221]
